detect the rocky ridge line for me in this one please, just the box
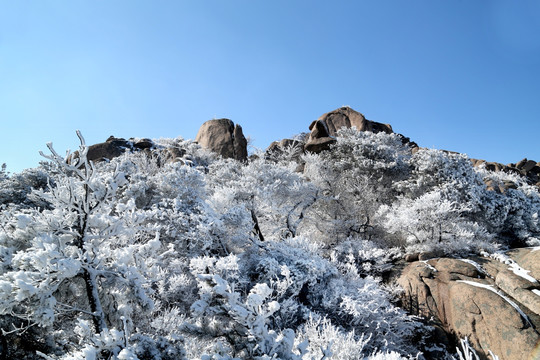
[75,106,538,191]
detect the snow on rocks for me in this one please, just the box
[486,251,538,283]
[398,256,540,360]
[456,280,533,327]
[479,249,540,317]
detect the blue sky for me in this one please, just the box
[1,1,539,173]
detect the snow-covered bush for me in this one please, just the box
[207,156,317,243]
[301,128,411,245]
[376,147,535,254]
[330,238,402,279]
[178,235,423,359]
[0,167,49,208]
[377,189,496,255]
[0,133,170,357]
[474,165,540,246]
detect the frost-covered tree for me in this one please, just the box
[0,133,174,358]
[473,165,540,246]
[378,189,495,255]
[302,128,411,244]
[378,148,540,253]
[206,156,317,244]
[181,237,423,359]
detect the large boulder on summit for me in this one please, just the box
[195,119,248,161]
[318,106,393,136]
[304,107,394,153]
[399,255,540,360]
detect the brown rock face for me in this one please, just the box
[506,248,540,283]
[133,138,153,150]
[303,120,336,153]
[309,120,331,138]
[86,138,129,162]
[304,137,337,153]
[304,107,398,154]
[76,136,160,163]
[67,136,133,164]
[399,256,540,360]
[195,119,248,161]
[233,124,248,161]
[317,107,393,136]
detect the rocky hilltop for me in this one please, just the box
[65,107,540,360]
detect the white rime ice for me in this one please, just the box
[0,128,538,359]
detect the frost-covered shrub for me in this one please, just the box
[377,189,497,255]
[400,149,484,201]
[474,166,540,246]
[294,315,372,359]
[183,253,302,359]
[154,135,215,169]
[180,237,422,359]
[392,148,540,250]
[0,167,50,208]
[207,156,317,243]
[295,316,409,360]
[302,128,411,244]
[330,238,402,279]
[380,149,489,251]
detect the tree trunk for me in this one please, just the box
[76,190,108,334]
[81,267,107,333]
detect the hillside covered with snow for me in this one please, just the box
[1,108,539,359]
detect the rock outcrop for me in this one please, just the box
[304,120,336,153]
[315,107,393,137]
[507,248,540,281]
[471,158,540,190]
[399,250,540,360]
[303,107,416,153]
[86,136,131,162]
[195,119,248,161]
[69,136,157,164]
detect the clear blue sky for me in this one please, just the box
[1,1,539,173]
